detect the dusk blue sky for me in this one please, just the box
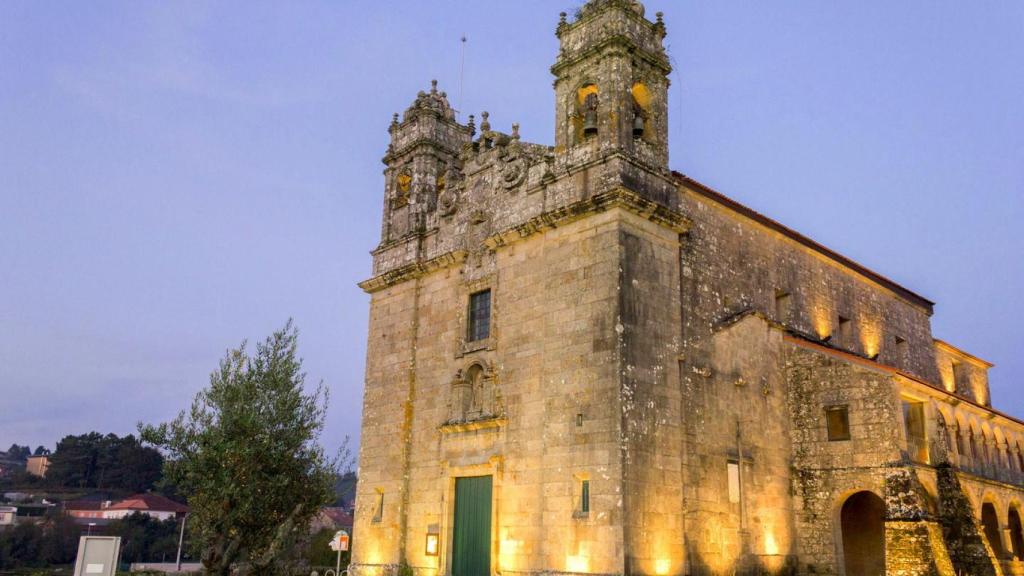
[2,2,1022,456]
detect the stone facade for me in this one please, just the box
[351,2,1024,576]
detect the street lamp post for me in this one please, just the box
[176,513,189,571]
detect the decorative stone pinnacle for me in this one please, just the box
[431,79,438,94]
[467,114,476,137]
[512,123,520,140]
[480,111,491,133]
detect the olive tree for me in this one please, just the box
[141,321,336,576]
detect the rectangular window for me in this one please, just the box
[837,315,852,347]
[826,406,851,441]
[895,336,908,364]
[774,290,792,323]
[902,400,929,463]
[952,361,966,393]
[372,490,384,523]
[727,461,741,504]
[574,475,590,518]
[468,290,492,342]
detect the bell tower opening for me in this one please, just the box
[552,1,672,169]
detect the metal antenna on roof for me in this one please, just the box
[458,35,468,120]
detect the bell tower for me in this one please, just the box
[552,0,672,170]
[381,81,472,243]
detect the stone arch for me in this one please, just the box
[1009,504,1024,560]
[952,412,969,466]
[629,82,653,142]
[981,500,1006,559]
[572,83,600,143]
[837,490,886,576]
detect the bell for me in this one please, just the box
[633,113,645,138]
[583,110,598,137]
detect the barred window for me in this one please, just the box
[468,290,491,342]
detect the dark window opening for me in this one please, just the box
[826,406,851,441]
[838,315,853,348]
[468,290,492,342]
[580,480,590,514]
[774,290,792,323]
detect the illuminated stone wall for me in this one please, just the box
[352,2,1024,576]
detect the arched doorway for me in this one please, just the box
[1008,507,1023,560]
[841,491,886,576]
[981,502,1005,558]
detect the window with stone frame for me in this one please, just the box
[825,405,851,441]
[774,290,792,324]
[573,474,591,518]
[467,289,492,342]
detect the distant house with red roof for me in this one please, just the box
[103,493,188,521]
[311,507,354,533]
[64,499,107,520]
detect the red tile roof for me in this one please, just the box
[106,493,188,514]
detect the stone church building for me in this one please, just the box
[351,2,1024,575]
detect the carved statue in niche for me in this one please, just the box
[448,363,498,424]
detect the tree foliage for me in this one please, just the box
[108,512,182,564]
[140,321,336,576]
[0,512,79,569]
[4,444,31,462]
[46,432,163,493]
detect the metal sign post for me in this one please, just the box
[329,529,350,575]
[73,536,121,576]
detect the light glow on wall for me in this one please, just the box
[566,554,590,574]
[764,530,779,556]
[655,558,671,575]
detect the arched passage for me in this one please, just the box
[981,502,1005,558]
[841,491,886,576]
[1009,507,1024,560]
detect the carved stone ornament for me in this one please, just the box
[438,189,458,216]
[499,147,528,190]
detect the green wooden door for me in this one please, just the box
[452,476,492,576]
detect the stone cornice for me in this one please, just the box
[358,250,467,294]
[359,188,690,293]
[552,35,671,77]
[487,186,690,250]
[439,417,506,435]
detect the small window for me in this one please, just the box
[372,490,384,523]
[952,361,966,393]
[774,290,792,323]
[574,475,590,518]
[837,316,852,347]
[727,461,741,504]
[826,406,851,441]
[468,290,492,342]
[894,336,908,364]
